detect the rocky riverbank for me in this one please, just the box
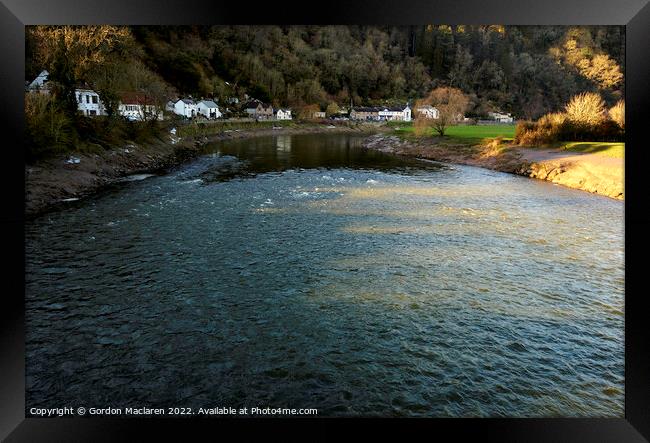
[25,124,383,218]
[361,134,624,200]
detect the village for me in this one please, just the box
[26,69,515,125]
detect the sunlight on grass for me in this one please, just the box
[393,123,516,143]
[560,142,624,158]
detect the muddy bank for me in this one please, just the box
[25,124,382,218]
[361,134,623,200]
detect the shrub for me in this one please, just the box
[564,92,606,127]
[25,93,76,161]
[608,100,625,129]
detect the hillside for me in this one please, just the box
[26,25,624,119]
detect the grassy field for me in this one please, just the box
[559,142,625,158]
[392,122,516,143]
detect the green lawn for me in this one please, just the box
[393,123,516,143]
[559,142,625,158]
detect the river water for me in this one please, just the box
[25,133,624,417]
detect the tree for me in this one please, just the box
[565,92,606,126]
[298,104,321,120]
[325,102,340,117]
[418,87,470,136]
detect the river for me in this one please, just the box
[25,133,624,417]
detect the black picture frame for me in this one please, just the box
[1,1,648,441]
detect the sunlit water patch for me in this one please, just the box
[25,134,624,417]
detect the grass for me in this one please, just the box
[393,123,516,144]
[559,142,625,158]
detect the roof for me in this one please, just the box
[353,106,405,112]
[198,100,218,108]
[178,98,195,105]
[120,92,157,105]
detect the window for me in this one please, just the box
[86,95,90,104]
[92,96,98,104]
[89,110,97,116]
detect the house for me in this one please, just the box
[245,101,273,120]
[415,105,439,119]
[27,69,51,94]
[274,109,292,120]
[378,105,411,122]
[76,88,106,116]
[173,98,198,119]
[118,92,163,121]
[313,111,326,119]
[487,111,514,123]
[350,105,411,122]
[196,100,221,119]
[350,107,380,121]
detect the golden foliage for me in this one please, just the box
[608,100,625,129]
[28,26,134,80]
[565,92,606,126]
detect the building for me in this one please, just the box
[378,105,411,122]
[313,111,326,119]
[27,69,51,94]
[244,101,274,120]
[173,98,198,118]
[350,107,380,121]
[76,88,106,116]
[196,100,221,119]
[118,92,163,121]
[415,105,439,119]
[487,111,514,123]
[274,109,292,120]
[350,105,411,122]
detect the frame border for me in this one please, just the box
[2,1,648,440]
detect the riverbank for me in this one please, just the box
[25,123,385,218]
[361,134,624,200]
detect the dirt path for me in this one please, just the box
[516,148,623,199]
[361,134,624,200]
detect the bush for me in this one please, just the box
[565,92,606,127]
[25,93,76,161]
[515,94,624,145]
[609,100,625,129]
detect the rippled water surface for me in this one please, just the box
[26,134,624,416]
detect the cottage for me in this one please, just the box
[350,107,380,121]
[245,101,273,120]
[378,105,411,122]
[118,92,163,121]
[173,99,198,119]
[274,109,292,120]
[415,105,439,119]
[196,100,221,119]
[28,70,51,94]
[313,111,326,119]
[487,111,514,123]
[76,88,106,116]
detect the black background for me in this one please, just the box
[1,0,648,441]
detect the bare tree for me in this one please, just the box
[416,87,469,136]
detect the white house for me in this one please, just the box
[76,88,106,116]
[196,100,221,119]
[415,105,439,119]
[173,98,198,118]
[274,109,292,120]
[377,105,411,122]
[488,111,514,123]
[118,92,163,121]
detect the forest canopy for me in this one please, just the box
[26,25,624,120]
